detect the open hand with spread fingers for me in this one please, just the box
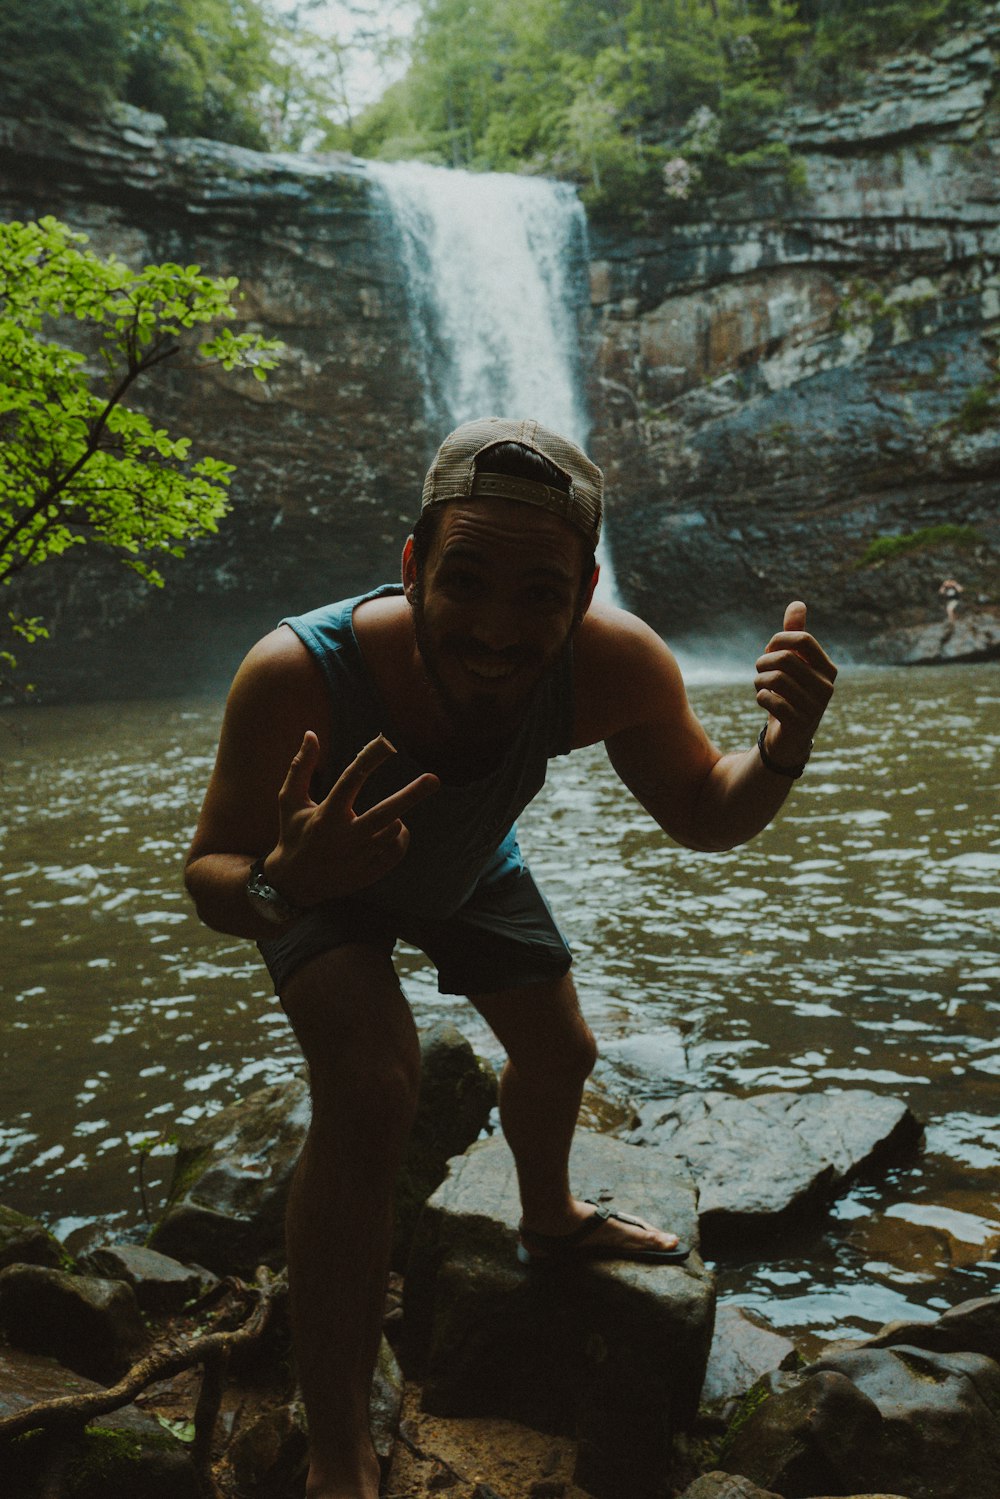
[754,601,837,775]
[265,731,439,906]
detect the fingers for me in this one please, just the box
[760,615,838,687]
[349,819,416,890]
[278,730,321,810]
[357,770,440,832]
[325,733,440,826]
[327,734,399,812]
[783,599,807,633]
[756,603,836,737]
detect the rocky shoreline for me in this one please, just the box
[2,1024,998,1498]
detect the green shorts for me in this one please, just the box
[257,859,572,998]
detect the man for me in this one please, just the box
[185,416,836,1499]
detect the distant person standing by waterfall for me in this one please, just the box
[184,417,837,1499]
[939,577,964,622]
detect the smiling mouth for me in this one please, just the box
[462,654,520,681]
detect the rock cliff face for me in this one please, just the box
[0,109,434,699]
[3,9,1000,699]
[586,7,1000,659]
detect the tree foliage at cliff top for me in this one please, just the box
[341,0,984,212]
[0,0,398,150]
[0,217,282,685]
[0,0,986,196]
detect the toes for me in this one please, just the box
[611,1217,678,1251]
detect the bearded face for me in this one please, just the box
[405,498,594,745]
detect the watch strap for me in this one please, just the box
[246,855,304,924]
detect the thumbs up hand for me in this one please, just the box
[754,600,837,771]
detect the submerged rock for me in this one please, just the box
[0,1264,148,1384]
[404,1130,712,1499]
[629,1089,922,1250]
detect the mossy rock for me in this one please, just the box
[0,1204,68,1272]
[0,1385,199,1499]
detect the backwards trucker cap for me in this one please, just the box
[420,417,604,549]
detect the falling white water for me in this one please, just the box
[369,160,620,599]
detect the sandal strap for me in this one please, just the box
[592,1204,645,1230]
[519,1202,610,1252]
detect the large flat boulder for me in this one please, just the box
[404,1130,713,1499]
[870,610,1000,665]
[630,1090,922,1250]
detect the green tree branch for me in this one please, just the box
[0,217,283,686]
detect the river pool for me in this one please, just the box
[1,661,998,1353]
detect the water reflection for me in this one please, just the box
[1,664,997,1346]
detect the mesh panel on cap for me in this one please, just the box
[421,416,603,548]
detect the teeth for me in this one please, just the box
[466,657,516,679]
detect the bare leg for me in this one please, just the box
[281,945,421,1499]
[471,973,680,1254]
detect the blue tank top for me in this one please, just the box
[280,585,574,919]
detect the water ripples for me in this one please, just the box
[1,664,997,1335]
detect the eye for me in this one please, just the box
[439,568,482,599]
[524,584,569,609]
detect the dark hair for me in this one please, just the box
[411,441,597,592]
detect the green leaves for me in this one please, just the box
[0,217,283,679]
[351,0,980,213]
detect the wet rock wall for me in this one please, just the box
[3,7,1000,697]
[0,110,432,699]
[585,8,1000,654]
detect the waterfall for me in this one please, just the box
[369,160,619,598]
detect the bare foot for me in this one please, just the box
[519,1198,684,1262]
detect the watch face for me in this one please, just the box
[246,866,296,924]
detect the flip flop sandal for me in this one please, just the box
[517,1199,690,1266]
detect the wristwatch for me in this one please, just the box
[246,855,304,925]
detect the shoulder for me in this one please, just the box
[223,625,332,747]
[572,601,687,747]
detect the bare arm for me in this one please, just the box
[183,628,438,939]
[578,601,836,853]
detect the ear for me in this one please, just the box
[402,535,418,602]
[576,563,600,622]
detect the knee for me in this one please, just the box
[513,1017,597,1089]
[308,1028,422,1140]
[281,946,422,1135]
[562,1020,598,1085]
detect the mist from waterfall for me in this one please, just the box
[369,160,619,597]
